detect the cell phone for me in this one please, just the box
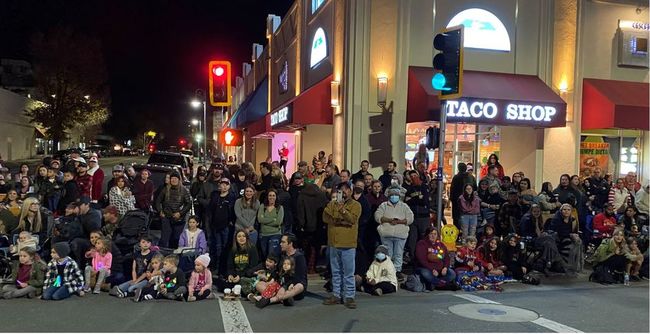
[336,191,343,203]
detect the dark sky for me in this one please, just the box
[0,0,293,142]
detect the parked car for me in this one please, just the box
[146,151,193,179]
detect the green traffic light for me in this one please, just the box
[432,73,451,91]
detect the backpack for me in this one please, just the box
[589,264,616,284]
[402,274,426,292]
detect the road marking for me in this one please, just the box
[532,317,583,333]
[454,294,583,332]
[455,294,501,304]
[218,298,253,333]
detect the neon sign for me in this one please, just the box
[271,106,292,127]
[310,28,327,68]
[445,99,562,126]
[447,8,511,52]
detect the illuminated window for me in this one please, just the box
[310,28,327,68]
[447,8,511,52]
[312,0,325,14]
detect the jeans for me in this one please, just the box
[260,234,281,259]
[248,230,259,247]
[84,267,109,292]
[417,267,456,289]
[160,217,185,248]
[329,247,356,299]
[207,227,230,271]
[42,286,72,300]
[380,236,407,272]
[118,279,148,294]
[407,217,430,261]
[460,214,478,241]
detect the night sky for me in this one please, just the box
[0,0,293,143]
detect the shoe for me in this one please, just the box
[322,295,342,305]
[109,286,119,296]
[282,297,294,306]
[247,293,257,303]
[255,297,270,309]
[83,286,91,293]
[143,294,154,301]
[374,288,383,296]
[631,275,641,282]
[133,288,143,302]
[92,289,101,294]
[344,298,357,309]
[206,292,216,300]
[176,293,185,301]
[78,290,85,297]
[187,296,196,302]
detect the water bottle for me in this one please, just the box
[624,273,630,286]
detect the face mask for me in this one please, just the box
[391,179,399,186]
[389,195,400,204]
[375,253,387,261]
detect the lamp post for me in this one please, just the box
[191,89,207,163]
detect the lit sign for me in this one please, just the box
[619,20,650,31]
[279,60,289,93]
[311,0,325,14]
[270,106,292,127]
[310,28,327,68]
[444,99,565,127]
[447,8,511,52]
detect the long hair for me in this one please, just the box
[16,197,42,233]
[540,182,554,196]
[240,184,258,209]
[480,236,501,262]
[280,256,296,277]
[231,228,253,254]
[462,183,475,202]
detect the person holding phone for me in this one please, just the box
[374,186,414,279]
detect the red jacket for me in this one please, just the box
[455,246,480,272]
[477,245,502,270]
[592,212,617,238]
[415,239,450,272]
[76,174,93,198]
[89,168,104,202]
[133,178,155,210]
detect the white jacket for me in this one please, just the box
[366,257,398,288]
[375,201,414,239]
[636,188,649,215]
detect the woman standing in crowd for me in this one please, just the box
[258,189,283,259]
[480,154,505,180]
[459,183,480,242]
[14,163,31,184]
[109,175,136,215]
[234,184,260,245]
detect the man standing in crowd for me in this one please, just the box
[75,161,93,198]
[156,171,192,249]
[339,169,352,188]
[322,164,341,196]
[87,155,104,207]
[450,163,477,228]
[71,196,102,265]
[404,170,430,265]
[323,182,361,309]
[197,164,224,222]
[257,162,273,192]
[589,167,610,210]
[352,160,370,184]
[379,161,398,191]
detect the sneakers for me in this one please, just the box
[322,295,342,305]
[373,288,383,296]
[132,288,143,302]
[255,297,271,309]
[83,286,91,293]
[110,286,125,298]
[78,290,85,297]
[344,298,357,309]
[143,294,154,301]
[247,293,257,303]
[187,296,197,302]
[282,297,294,306]
[176,293,185,301]
[92,289,101,294]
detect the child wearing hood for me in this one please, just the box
[362,245,397,296]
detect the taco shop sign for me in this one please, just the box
[444,99,565,127]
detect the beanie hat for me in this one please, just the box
[53,242,71,258]
[195,253,211,267]
[375,244,389,256]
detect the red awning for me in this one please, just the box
[270,75,333,131]
[247,115,270,138]
[407,67,567,128]
[581,78,649,131]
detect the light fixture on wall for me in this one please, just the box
[377,74,393,112]
[330,81,340,107]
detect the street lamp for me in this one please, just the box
[191,119,200,126]
[191,90,207,163]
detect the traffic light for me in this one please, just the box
[179,138,187,147]
[209,60,232,107]
[425,126,440,150]
[220,128,242,146]
[432,25,464,100]
[147,143,156,153]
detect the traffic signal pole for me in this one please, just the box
[436,101,446,230]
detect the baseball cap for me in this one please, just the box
[78,161,88,168]
[292,172,303,179]
[50,159,61,166]
[170,171,181,179]
[102,205,118,216]
[78,196,91,205]
[220,177,231,184]
[72,157,86,164]
[113,165,124,172]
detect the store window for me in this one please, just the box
[311,0,325,14]
[580,131,643,179]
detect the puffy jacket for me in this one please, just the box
[155,184,192,218]
[374,201,414,239]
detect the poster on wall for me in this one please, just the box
[579,141,610,178]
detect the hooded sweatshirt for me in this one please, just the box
[415,238,450,272]
[296,183,329,233]
[374,200,414,239]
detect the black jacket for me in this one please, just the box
[296,183,328,233]
[209,191,236,231]
[450,172,477,204]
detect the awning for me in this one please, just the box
[407,67,567,128]
[581,78,649,131]
[230,78,269,129]
[269,75,333,131]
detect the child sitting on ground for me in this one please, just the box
[246,255,279,303]
[627,237,644,281]
[1,248,45,299]
[135,255,186,302]
[253,256,295,308]
[42,242,85,300]
[9,231,37,257]
[362,245,398,296]
[478,223,496,245]
[187,254,214,302]
[478,236,507,276]
[83,237,112,294]
[112,235,156,298]
[455,236,481,275]
[131,253,164,301]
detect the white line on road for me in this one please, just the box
[453,294,584,333]
[218,298,254,333]
[532,317,584,333]
[455,294,502,304]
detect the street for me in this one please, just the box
[0,273,647,332]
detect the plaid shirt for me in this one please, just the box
[44,257,85,294]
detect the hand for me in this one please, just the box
[160,212,165,218]
[487,263,494,270]
[288,284,294,290]
[228,275,234,282]
[467,261,474,267]
[19,282,28,288]
[522,267,527,274]
[472,265,480,271]
[172,212,181,220]
[369,279,376,285]
[441,267,448,276]
[432,269,439,277]
[233,275,240,283]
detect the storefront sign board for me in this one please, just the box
[271,105,292,128]
[579,141,610,177]
[444,99,565,127]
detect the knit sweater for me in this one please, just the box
[188,268,213,293]
[416,239,450,272]
[323,198,361,248]
[374,201,414,239]
[87,249,112,273]
[257,205,283,236]
[234,198,260,230]
[178,228,208,253]
[366,257,398,288]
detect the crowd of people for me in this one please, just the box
[0,149,648,308]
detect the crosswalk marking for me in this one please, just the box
[218,298,253,333]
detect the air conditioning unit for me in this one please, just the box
[617,20,649,68]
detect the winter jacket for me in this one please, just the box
[43,257,85,294]
[374,201,414,239]
[132,178,155,210]
[88,166,104,202]
[378,170,397,191]
[323,198,361,248]
[459,193,481,215]
[366,257,398,288]
[592,212,617,238]
[209,192,236,231]
[296,183,328,233]
[227,245,260,277]
[404,183,430,218]
[75,173,93,198]
[477,244,503,270]
[10,260,46,294]
[592,237,638,266]
[545,211,578,240]
[519,213,543,239]
[196,178,220,209]
[454,246,480,272]
[257,205,283,236]
[450,172,477,206]
[188,268,212,293]
[635,188,649,215]
[155,184,192,218]
[608,187,631,211]
[59,180,79,212]
[178,228,208,253]
[234,198,260,231]
[415,238,450,272]
[87,249,112,273]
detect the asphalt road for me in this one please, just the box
[0,273,647,332]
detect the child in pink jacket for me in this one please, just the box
[84,236,112,294]
[187,254,214,301]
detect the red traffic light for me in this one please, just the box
[209,60,232,107]
[179,138,187,146]
[148,143,156,153]
[220,128,242,146]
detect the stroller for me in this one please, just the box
[113,210,150,257]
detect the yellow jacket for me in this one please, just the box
[323,198,361,248]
